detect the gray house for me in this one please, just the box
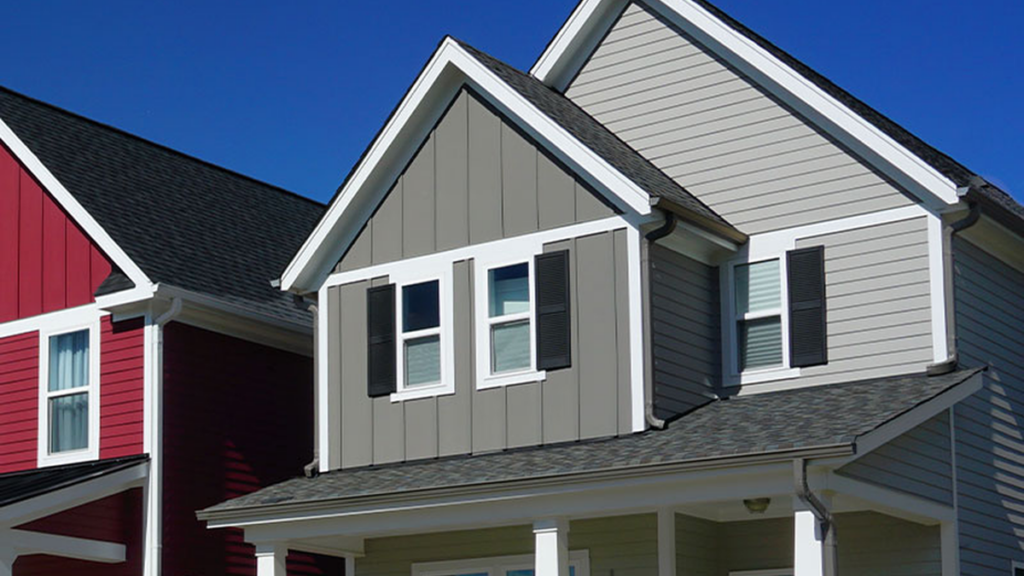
[199,1,1024,575]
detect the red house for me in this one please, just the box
[0,87,337,576]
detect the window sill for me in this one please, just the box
[726,367,801,387]
[477,370,547,390]
[38,446,99,468]
[390,383,455,403]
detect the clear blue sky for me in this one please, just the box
[1,1,1020,204]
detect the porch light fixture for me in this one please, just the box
[743,497,771,514]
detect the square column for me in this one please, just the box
[0,547,13,576]
[533,519,569,576]
[255,543,287,576]
[793,509,823,576]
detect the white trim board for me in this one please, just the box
[5,529,126,564]
[280,37,653,295]
[531,0,959,211]
[413,551,590,576]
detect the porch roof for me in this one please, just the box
[200,367,981,518]
[0,455,148,509]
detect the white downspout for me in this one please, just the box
[144,297,181,576]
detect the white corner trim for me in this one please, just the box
[927,214,949,363]
[0,116,152,291]
[280,37,652,294]
[317,284,331,473]
[626,226,645,432]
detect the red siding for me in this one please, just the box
[100,316,145,459]
[161,323,334,576]
[0,331,39,473]
[0,142,112,324]
[13,488,143,576]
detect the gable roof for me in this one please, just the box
[0,87,326,325]
[201,367,982,518]
[280,37,740,293]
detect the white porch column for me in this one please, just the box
[533,519,569,576]
[793,497,826,576]
[657,510,676,576]
[346,555,356,576]
[0,546,14,576]
[255,543,287,576]
[941,521,960,576]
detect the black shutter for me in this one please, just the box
[787,246,827,367]
[535,250,571,370]
[367,284,396,397]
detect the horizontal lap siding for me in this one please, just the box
[952,239,1024,575]
[0,331,38,473]
[675,514,717,576]
[565,2,912,235]
[790,217,933,387]
[650,246,719,419]
[838,512,940,576]
[0,142,112,323]
[99,317,144,459]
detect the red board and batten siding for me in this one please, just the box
[0,142,112,323]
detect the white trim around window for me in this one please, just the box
[728,570,792,576]
[413,551,590,576]
[474,252,546,390]
[37,313,102,467]
[390,265,455,403]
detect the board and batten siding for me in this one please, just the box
[838,412,953,505]
[564,1,914,235]
[781,216,933,388]
[327,230,633,469]
[335,88,615,274]
[952,238,1024,575]
[650,245,719,419]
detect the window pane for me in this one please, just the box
[403,280,439,332]
[49,330,89,392]
[50,393,88,453]
[740,316,783,370]
[489,263,529,317]
[405,335,441,387]
[735,259,780,315]
[492,320,531,373]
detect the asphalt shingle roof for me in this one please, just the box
[203,367,981,514]
[0,88,326,325]
[0,455,148,509]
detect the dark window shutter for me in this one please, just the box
[367,284,396,397]
[535,250,572,371]
[787,246,827,368]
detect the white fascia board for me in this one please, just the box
[0,116,152,292]
[6,529,126,563]
[280,38,652,295]
[531,0,959,209]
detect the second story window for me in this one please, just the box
[735,259,783,371]
[488,263,531,374]
[38,319,100,467]
[402,280,442,388]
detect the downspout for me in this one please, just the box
[304,301,320,478]
[793,458,838,576]
[926,198,981,376]
[146,297,181,576]
[642,212,677,430]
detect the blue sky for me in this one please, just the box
[1,1,1020,204]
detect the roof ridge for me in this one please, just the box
[0,84,326,209]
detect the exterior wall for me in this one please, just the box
[650,245,719,419]
[788,216,933,387]
[0,331,38,473]
[952,238,1024,575]
[161,322,324,576]
[838,511,940,576]
[356,515,656,576]
[564,1,914,235]
[12,489,143,576]
[0,142,112,323]
[838,412,953,505]
[335,88,615,274]
[328,229,633,469]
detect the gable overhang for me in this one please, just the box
[280,37,656,295]
[531,0,961,213]
[0,116,153,295]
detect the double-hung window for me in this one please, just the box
[401,280,442,389]
[475,256,546,389]
[38,321,100,466]
[734,259,784,372]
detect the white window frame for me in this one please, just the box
[728,570,792,576]
[37,315,102,467]
[390,265,455,403]
[413,551,590,576]
[474,251,546,390]
[722,254,800,386]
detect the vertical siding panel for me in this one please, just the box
[89,243,111,295]
[403,135,436,259]
[17,170,42,318]
[328,286,343,468]
[542,239,579,444]
[575,180,614,222]
[577,231,620,439]
[0,149,20,323]
[0,331,39,473]
[371,276,404,464]
[435,92,470,252]
[41,196,67,313]
[340,280,373,468]
[505,383,541,448]
[438,260,473,456]
[472,386,506,453]
[371,180,403,265]
[537,153,576,230]
[404,398,438,460]
[614,229,632,435]
[467,94,503,245]
[66,220,93,306]
[501,124,539,237]
[336,222,372,273]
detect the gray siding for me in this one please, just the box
[839,412,953,505]
[839,512,941,576]
[565,2,914,235]
[788,217,933,387]
[336,89,614,273]
[952,238,1024,575]
[650,245,719,419]
[327,230,633,468]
